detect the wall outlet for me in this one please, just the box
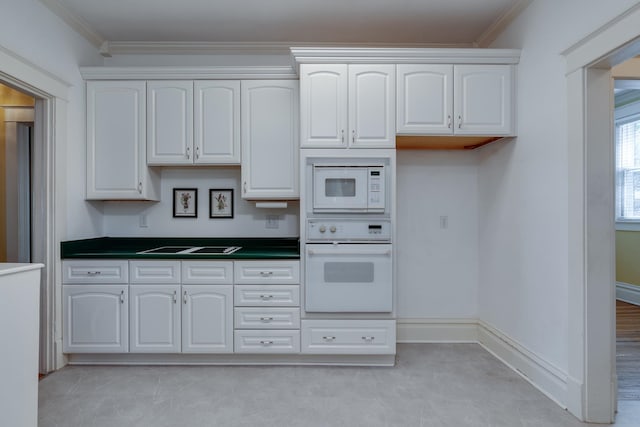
[266,215,280,229]
[440,215,448,229]
[139,214,149,228]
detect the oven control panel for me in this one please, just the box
[307,219,391,242]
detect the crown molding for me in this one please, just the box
[79,65,297,80]
[39,0,105,48]
[474,0,533,48]
[289,47,521,70]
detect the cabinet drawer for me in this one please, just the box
[234,285,299,306]
[130,261,181,284]
[234,330,300,353]
[301,320,396,355]
[181,261,233,284]
[233,261,300,284]
[234,307,300,329]
[62,260,128,284]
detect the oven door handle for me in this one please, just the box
[307,248,392,256]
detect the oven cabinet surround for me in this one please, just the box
[146,80,241,165]
[241,80,299,200]
[299,64,396,148]
[396,64,514,136]
[86,81,160,200]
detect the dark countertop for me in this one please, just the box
[61,237,300,260]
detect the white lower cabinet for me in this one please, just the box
[130,284,181,353]
[301,320,396,355]
[63,285,129,353]
[234,330,301,353]
[182,285,233,353]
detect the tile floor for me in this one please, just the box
[39,344,640,427]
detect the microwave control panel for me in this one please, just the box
[307,219,391,242]
[367,167,385,210]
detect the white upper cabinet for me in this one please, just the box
[86,81,160,200]
[194,81,241,164]
[397,64,514,136]
[147,80,240,165]
[147,81,193,165]
[300,64,395,148]
[348,65,396,147]
[453,65,513,136]
[396,64,453,134]
[241,80,299,200]
[300,64,348,147]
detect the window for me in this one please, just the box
[616,113,640,221]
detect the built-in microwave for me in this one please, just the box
[312,164,386,213]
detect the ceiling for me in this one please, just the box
[40,0,531,55]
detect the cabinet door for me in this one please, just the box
[86,81,159,200]
[147,81,193,165]
[299,64,348,148]
[182,285,233,353]
[130,284,181,353]
[194,81,241,164]
[241,80,299,200]
[396,64,453,134]
[63,285,128,353]
[348,65,396,147]
[454,65,513,135]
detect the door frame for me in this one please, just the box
[563,4,640,423]
[0,44,70,373]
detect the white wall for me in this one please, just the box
[396,150,479,319]
[479,0,639,375]
[0,0,105,240]
[103,167,299,237]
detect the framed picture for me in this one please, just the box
[209,189,234,218]
[173,188,197,218]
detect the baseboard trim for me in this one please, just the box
[616,281,640,306]
[478,321,568,409]
[396,318,478,343]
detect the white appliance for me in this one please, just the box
[312,164,386,213]
[305,219,392,312]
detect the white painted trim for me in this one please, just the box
[0,45,71,101]
[616,281,640,306]
[474,0,533,48]
[289,47,521,69]
[562,3,640,73]
[396,318,478,343]
[615,221,640,231]
[79,66,298,80]
[478,321,569,409]
[38,0,104,48]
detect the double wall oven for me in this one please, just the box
[303,152,394,313]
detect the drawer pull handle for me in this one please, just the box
[259,295,274,300]
[260,317,273,322]
[259,271,274,277]
[323,336,336,341]
[120,290,125,304]
[183,290,188,305]
[87,271,101,276]
[260,340,274,345]
[173,290,177,304]
[362,336,375,341]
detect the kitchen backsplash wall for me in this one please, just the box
[102,167,299,237]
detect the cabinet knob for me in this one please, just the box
[138,182,142,194]
[120,290,125,304]
[352,129,356,143]
[186,146,191,159]
[195,145,200,159]
[458,115,463,129]
[183,290,187,304]
[341,129,345,143]
[447,115,452,129]
[173,290,177,303]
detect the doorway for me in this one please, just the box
[1,82,34,263]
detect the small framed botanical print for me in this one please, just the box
[209,189,233,218]
[173,188,197,218]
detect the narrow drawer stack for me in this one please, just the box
[233,261,301,353]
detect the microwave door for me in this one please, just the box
[313,167,369,212]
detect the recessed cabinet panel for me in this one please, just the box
[130,284,181,353]
[182,285,233,353]
[62,260,128,284]
[147,81,193,165]
[301,319,396,355]
[181,261,233,285]
[63,285,128,353]
[130,260,181,284]
[454,65,513,135]
[233,260,300,284]
[397,64,453,134]
[348,65,396,147]
[234,330,300,353]
[300,64,348,148]
[194,81,241,164]
[234,285,300,306]
[241,80,299,199]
